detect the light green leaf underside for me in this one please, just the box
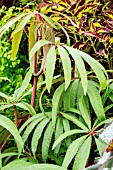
[64,46,87,95]
[62,118,71,146]
[0,13,27,37]
[58,45,71,90]
[40,13,57,29]
[79,95,91,130]
[15,68,32,101]
[54,116,63,154]
[52,83,65,127]
[45,46,56,93]
[52,129,86,150]
[73,136,92,170]
[14,13,34,34]
[94,137,106,155]
[42,121,54,162]
[79,50,107,90]
[61,112,89,131]
[22,116,45,142]
[29,40,51,60]
[62,135,87,168]
[0,115,23,156]
[0,92,12,101]
[0,104,13,110]
[87,81,105,121]
[16,102,36,115]
[19,113,44,133]
[31,118,50,156]
[24,164,67,170]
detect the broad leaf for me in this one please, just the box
[45,46,56,93]
[31,118,50,156]
[64,46,87,95]
[58,45,71,90]
[29,40,51,60]
[73,136,92,170]
[16,102,36,115]
[42,121,54,162]
[52,129,86,150]
[23,164,67,170]
[62,135,87,168]
[14,13,34,34]
[15,68,32,101]
[52,84,65,127]
[61,112,89,131]
[54,116,63,154]
[0,115,23,156]
[87,81,105,121]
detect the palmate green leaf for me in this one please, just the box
[42,121,54,162]
[52,129,86,150]
[45,46,56,93]
[14,13,34,34]
[0,13,27,37]
[94,137,106,155]
[0,92,12,101]
[62,135,87,168]
[54,116,63,154]
[64,46,87,95]
[40,13,57,29]
[22,116,45,143]
[78,50,107,90]
[16,102,36,116]
[79,95,91,130]
[19,113,44,133]
[52,83,65,127]
[61,112,89,131]
[15,68,32,101]
[29,40,51,60]
[31,118,50,156]
[58,45,71,90]
[0,104,13,110]
[73,136,92,170]
[0,115,23,156]
[23,164,67,170]
[87,81,105,121]
[62,118,71,146]
[12,26,23,60]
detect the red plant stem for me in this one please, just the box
[0,133,12,151]
[14,105,17,127]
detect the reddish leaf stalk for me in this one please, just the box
[14,105,17,127]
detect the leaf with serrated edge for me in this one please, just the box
[64,46,87,95]
[54,116,63,154]
[61,112,89,131]
[22,116,45,143]
[19,113,44,133]
[73,136,92,170]
[52,84,65,127]
[63,118,71,146]
[42,121,54,162]
[31,118,50,156]
[0,115,23,156]
[58,45,71,90]
[87,81,105,121]
[52,129,86,150]
[62,135,87,168]
[79,95,91,130]
[45,46,56,93]
[16,102,36,116]
[29,40,51,60]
